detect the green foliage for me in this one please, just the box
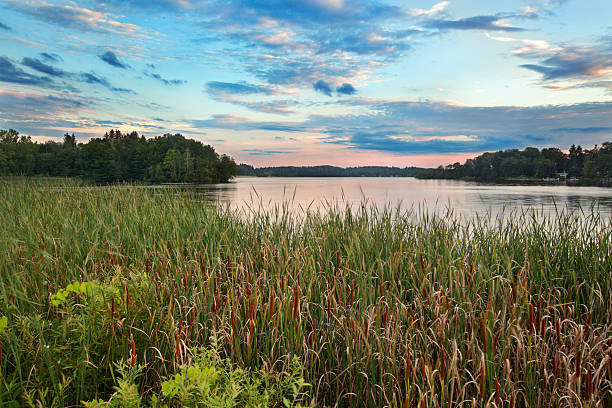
[0,128,237,183]
[83,349,310,408]
[416,142,612,185]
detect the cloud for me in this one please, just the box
[519,46,612,81]
[0,22,11,31]
[192,99,612,155]
[485,33,550,54]
[242,148,296,156]
[98,51,129,69]
[336,83,356,95]
[79,72,136,94]
[40,52,62,63]
[313,80,333,96]
[205,81,275,96]
[411,1,449,17]
[0,89,90,138]
[6,0,147,38]
[0,56,52,86]
[21,57,66,77]
[145,72,186,85]
[314,100,612,153]
[191,114,303,132]
[426,15,526,32]
[204,81,294,114]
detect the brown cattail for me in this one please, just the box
[130,334,136,367]
[405,348,411,380]
[585,369,593,401]
[480,353,486,400]
[312,318,317,344]
[585,312,592,341]
[292,285,299,320]
[480,317,488,355]
[248,319,254,344]
[528,303,534,333]
[495,378,501,406]
[555,317,561,348]
[492,327,501,353]
[420,356,426,380]
[575,347,582,378]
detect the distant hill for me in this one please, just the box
[237,164,424,177]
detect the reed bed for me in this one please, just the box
[0,179,610,407]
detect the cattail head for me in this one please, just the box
[130,334,136,367]
[292,285,299,320]
[479,352,486,400]
[495,378,501,406]
[575,347,582,378]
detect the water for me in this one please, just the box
[177,176,612,217]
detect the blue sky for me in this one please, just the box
[0,0,611,167]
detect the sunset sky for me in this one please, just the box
[1,0,611,167]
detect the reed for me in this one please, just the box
[0,179,610,407]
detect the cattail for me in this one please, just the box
[124,283,130,308]
[495,378,501,406]
[404,397,410,408]
[405,348,411,380]
[480,317,488,355]
[480,353,486,400]
[130,334,136,367]
[420,356,426,380]
[585,369,593,401]
[575,347,582,378]
[555,317,561,348]
[585,312,592,340]
[492,327,501,353]
[292,285,299,320]
[248,319,254,344]
[249,296,255,320]
[110,297,115,317]
[528,303,534,333]
[312,318,317,344]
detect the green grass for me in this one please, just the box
[0,179,610,407]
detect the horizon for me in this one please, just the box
[1,0,611,168]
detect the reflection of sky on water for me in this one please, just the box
[163,177,612,218]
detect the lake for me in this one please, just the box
[176,176,612,217]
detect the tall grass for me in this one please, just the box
[0,179,610,407]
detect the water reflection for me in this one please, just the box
[161,176,612,217]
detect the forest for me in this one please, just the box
[0,129,237,183]
[416,143,612,185]
[237,164,423,177]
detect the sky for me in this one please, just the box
[0,0,611,167]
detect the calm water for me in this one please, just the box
[178,176,612,217]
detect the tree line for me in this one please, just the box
[237,164,424,177]
[416,142,612,185]
[0,129,237,183]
